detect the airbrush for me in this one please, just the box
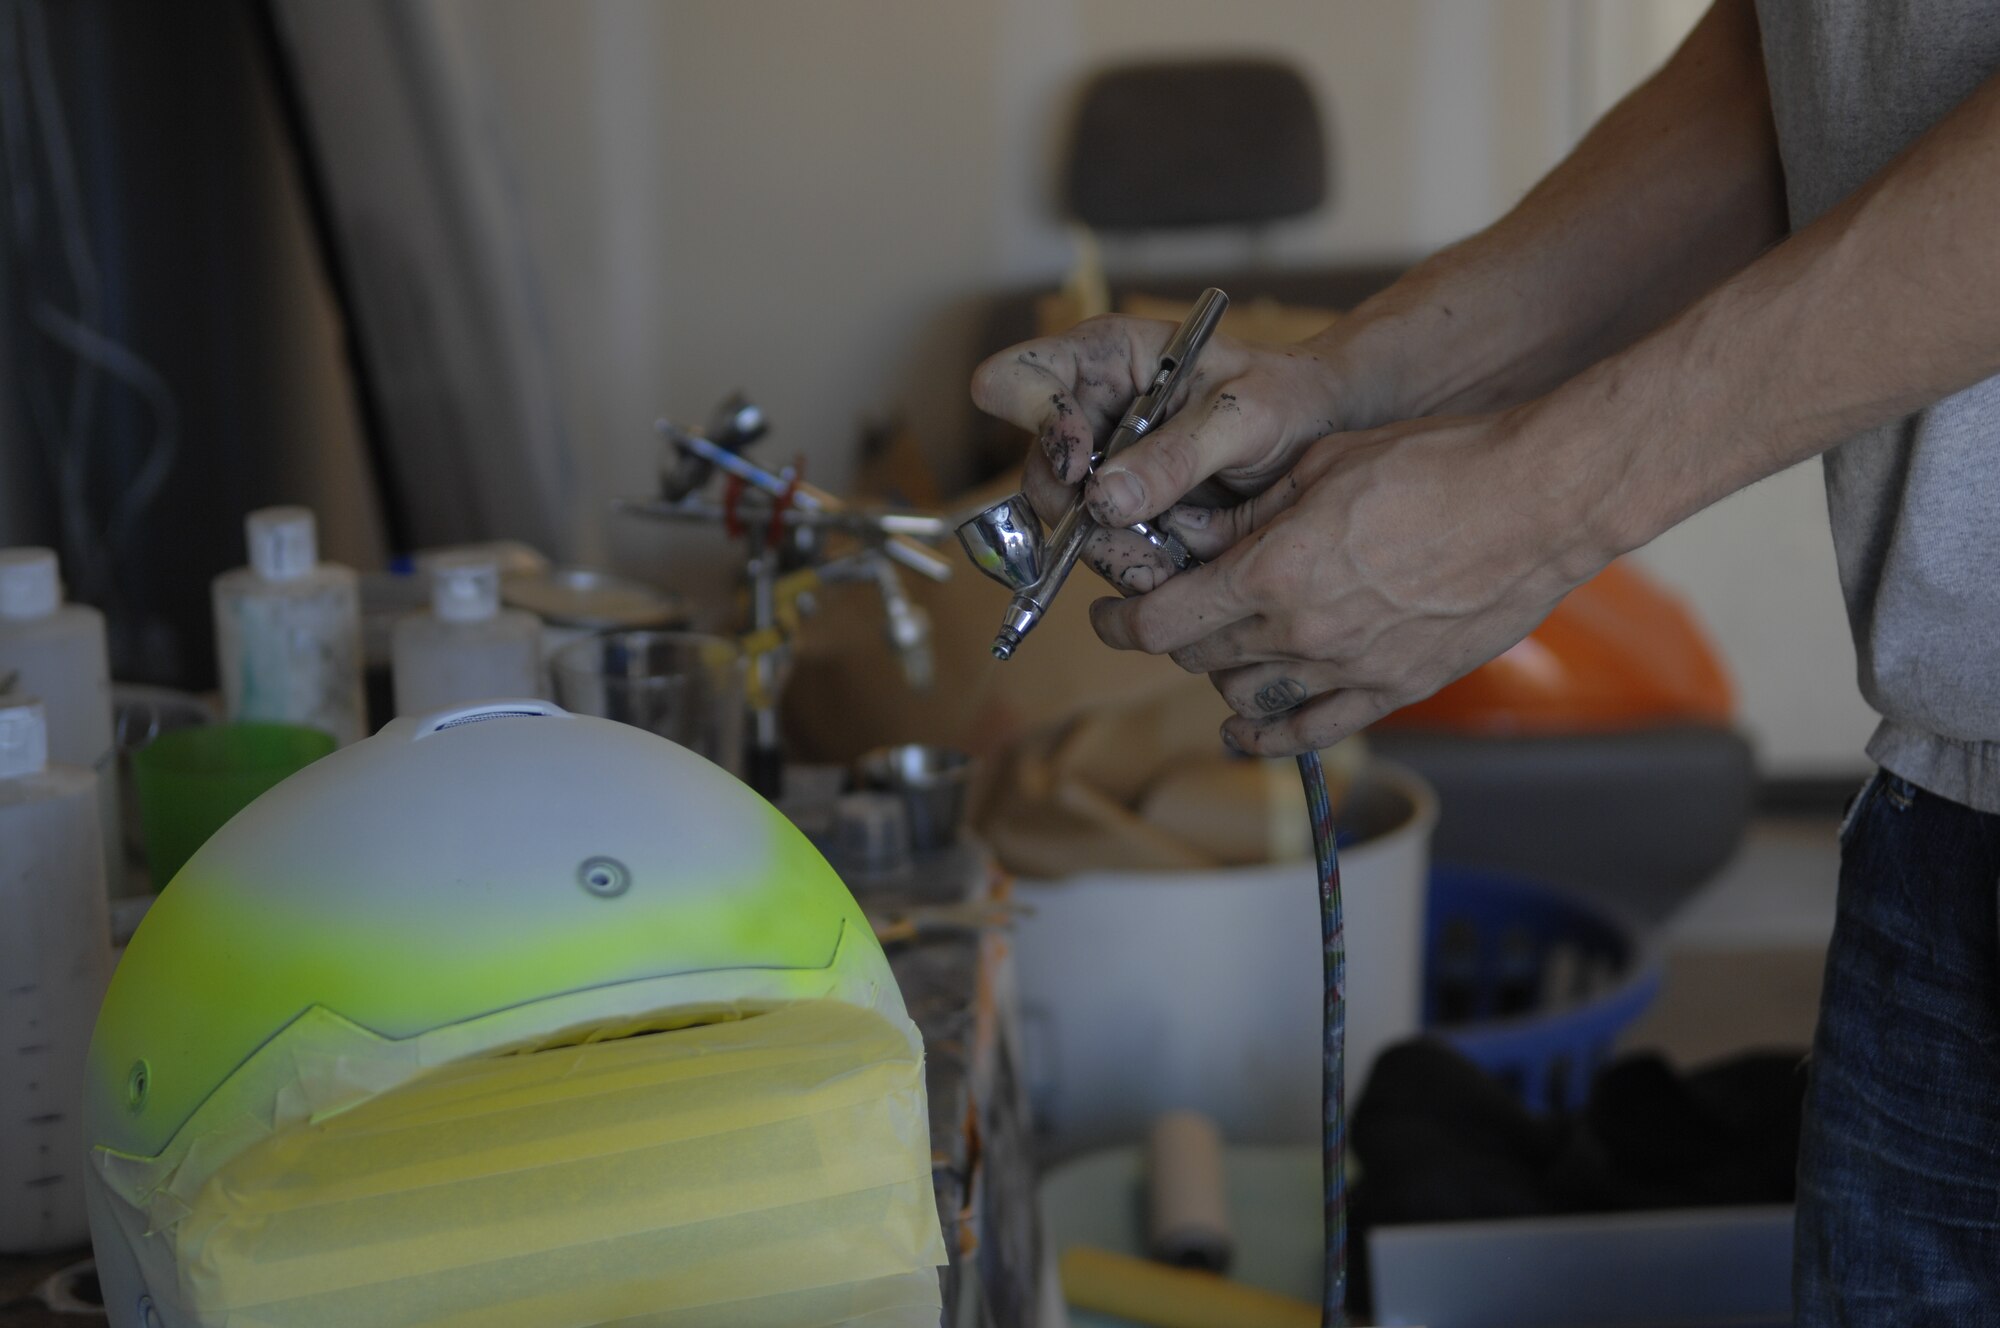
[958,287,1229,659]
[955,286,1354,1323]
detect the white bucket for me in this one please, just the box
[1011,760,1436,1160]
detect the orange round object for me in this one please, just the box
[1378,559,1734,736]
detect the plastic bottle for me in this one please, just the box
[212,507,365,745]
[0,698,113,1253]
[390,556,545,716]
[0,547,126,897]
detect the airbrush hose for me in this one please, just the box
[959,289,1349,1325]
[1299,746,1348,1326]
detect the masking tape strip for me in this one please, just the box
[99,924,895,1225]
[103,999,945,1327]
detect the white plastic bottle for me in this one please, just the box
[212,507,365,745]
[391,556,545,716]
[0,698,113,1254]
[0,547,125,897]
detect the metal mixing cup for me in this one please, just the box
[553,631,746,775]
[856,743,974,852]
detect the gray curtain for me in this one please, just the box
[267,0,578,559]
[0,0,387,686]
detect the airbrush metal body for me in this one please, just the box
[960,288,1228,659]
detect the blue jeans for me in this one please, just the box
[1795,771,2000,1324]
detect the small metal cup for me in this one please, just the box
[827,790,914,879]
[552,631,746,775]
[956,494,1044,591]
[856,743,974,852]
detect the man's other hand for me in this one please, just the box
[1087,409,1616,755]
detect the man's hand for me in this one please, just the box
[958,2,1817,758]
[1091,16,2000,759]
[969,314,1361,593]
[1088,409,1615,756]
[966,1,1781,601]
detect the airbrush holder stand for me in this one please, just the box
[616,393,954,798]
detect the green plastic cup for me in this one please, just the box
[134,723,335,890]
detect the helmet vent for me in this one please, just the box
[432,708,548,732]
[416,700,568,736]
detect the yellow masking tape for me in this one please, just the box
[1060,1246,1319,1328]
[165,1001,945,1327]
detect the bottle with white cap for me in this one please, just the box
[211,506,365,745]
[0,697,113,1253]
[390,555,545,717]
[0,547,125,897]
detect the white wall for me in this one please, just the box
[433,0,1591,524]
[430,0,1876,774]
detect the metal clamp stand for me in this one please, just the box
[615,393,953,797]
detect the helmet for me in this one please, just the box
[84,700,944,1327]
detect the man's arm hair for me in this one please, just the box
[1530,55,2000,559]
[1324,0,1787,428]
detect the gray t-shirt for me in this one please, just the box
[1755,1,2000,811]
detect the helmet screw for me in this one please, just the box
[126,1060,151,1112]
[576,856,630,898]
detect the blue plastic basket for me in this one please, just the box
[1423,865,1664,1114]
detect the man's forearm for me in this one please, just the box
[1322,0,1786,428]
[1531,61,2000,565]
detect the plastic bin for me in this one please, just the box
[1425,865,1664,1113]
[1011,762,1437,1158]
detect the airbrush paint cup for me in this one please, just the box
[956,494,1044,591]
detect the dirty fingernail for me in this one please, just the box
[1090,468,1145,522]
[1167,504,1212,529]
[1041,430,1071,476]
[1119,564,1159,595]
[1221,726,1245,754]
